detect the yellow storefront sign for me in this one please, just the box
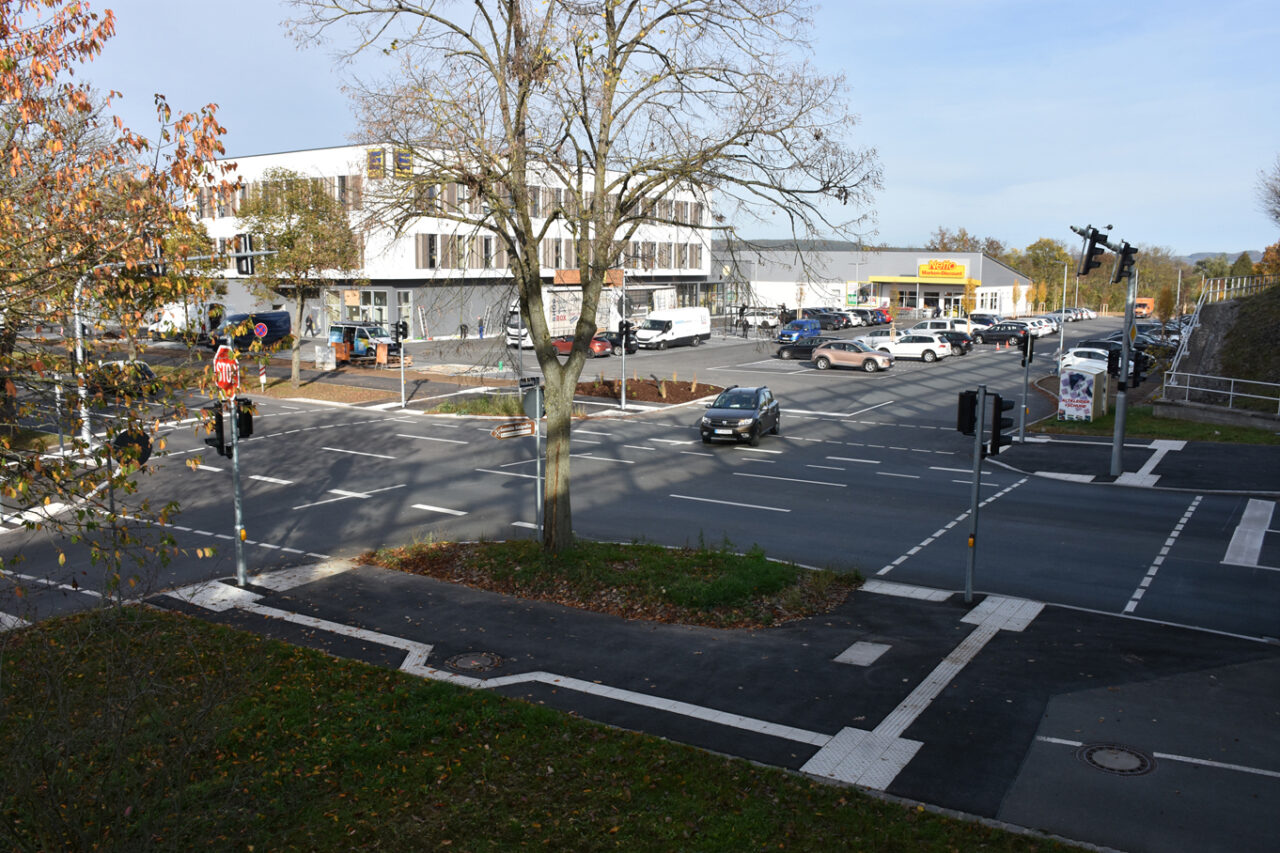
[918,259,967,279]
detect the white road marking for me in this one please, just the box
[196,463,222,472]
[322,446,396,459]
[511,520,538,529]
[394,433,468,445]
[670,494,790,512]
[930,466,972,474]
[846,400,894,417]
[1036,736,1280,780]
[876,472,920,479]
[1124,495,1202,614]
[249,475,293,485]
[623,445,656,451]
[807,464,845,471]
[878,479,1027,576]
[292,484,406,510]
[733,472,845,487]
[477,467,537,479]
[828,456,880,465]
[413,503,468,516]
[575,429,612,436]
[570,454,634,464]
[1222,499,1275,568]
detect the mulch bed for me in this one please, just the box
[575,377,722,405]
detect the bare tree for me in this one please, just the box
[291,0,880,552]
[1259,155,1280,230]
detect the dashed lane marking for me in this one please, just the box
[1124,495,1202,614]
[877,478,1028,576]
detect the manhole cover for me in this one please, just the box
[1076,743,1155,776]
[445,652,502,673]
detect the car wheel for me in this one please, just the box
[748,426,760,447]
[779,349,792,360]
[772,416,781,436]
[658,341,667,350]
[814,357,830,370]
[862,359,879,373]
[612,344,623,356]
[692,335,701,346]
[878,347,891,354]
[974,334,985,344]
[922,350,936,362]
[701,433,711,445]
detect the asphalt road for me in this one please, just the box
[4,316,1279,851]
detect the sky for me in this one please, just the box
[80,0,1280,258]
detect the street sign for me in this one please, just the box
[490,420,535,440]
[518,376,540,389]
[254,321,268,338]
[213,345,239,397]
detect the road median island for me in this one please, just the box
[362,539,861,629]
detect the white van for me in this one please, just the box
[635,307,710,349]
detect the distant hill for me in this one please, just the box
[1184,250,1262,264]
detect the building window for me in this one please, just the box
[658,242,672,268]
[676,243,688,269]
[415,234,439,269]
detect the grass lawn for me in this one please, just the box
[0,606,1077,851]
[1036,404,1280,444]
[250,375,398,405]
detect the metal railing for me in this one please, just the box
[1162,371,1280,415]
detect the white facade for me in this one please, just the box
[195,144,712,337]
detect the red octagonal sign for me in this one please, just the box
[213,345,239,397]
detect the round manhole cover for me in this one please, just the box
[1076,743,1155,776]
[445,652,502,673]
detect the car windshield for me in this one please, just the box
[640,318,670,331]
[850,341,875,353]
[713,389,757,410]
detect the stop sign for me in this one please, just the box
[213,345,239,397]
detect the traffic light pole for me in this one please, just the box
[1111,269,1137,477]
[229,395,247,586]
[965,385,987,604]
[1018,336,1032,443]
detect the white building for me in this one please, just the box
[710,242,1035,319]
[195,144,712,338]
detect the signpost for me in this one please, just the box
[212,345,247,586]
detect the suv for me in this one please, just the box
[700,385,781,446]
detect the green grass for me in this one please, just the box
[0,607,1075,851]
[430,393,526,416]
[1220,283,1280,383]
[367,539,861,628]
[1037,404,1280,444]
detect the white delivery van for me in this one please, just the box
[148,301,228,340]
[634,307,710,350]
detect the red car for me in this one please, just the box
[871,308,892,324]
[551,335,613,357]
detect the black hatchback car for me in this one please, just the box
[598,330,638,355]
[700,385,780,446]
[776,335,838,360]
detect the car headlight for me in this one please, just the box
[735,418,754,427]
[701,416,712,426]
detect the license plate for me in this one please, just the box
[714,429,733,435]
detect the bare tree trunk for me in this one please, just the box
[542,390,574,551]
[291,291,305,388]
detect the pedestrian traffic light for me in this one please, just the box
[1020,332,1035,367]
[1015,333,1028,355]
[1078,226,1107,277]
[204,403,227,457]
[956,389,978,435]
[1106,349,1120,376]
[1112,241,1138,284]
[396,320,409,342]
[1130,360,1144,388]
[988,393,1015,456]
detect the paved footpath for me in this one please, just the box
[157,560,1280,853]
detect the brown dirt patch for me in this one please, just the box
[575,377,723,404]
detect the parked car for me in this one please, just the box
[1023,318,1054,337]
[210,311,293,350]
[739,308,780,329]
[979,322,1030,345]
[848,308,879,325]
[598,330,637,355]
[776,318,823,343]
[700,385,781,446]
[968,312,1002,327]
[870,308,892,324]
[853,328,901,348]
[1080,338,1155,371]
[813,312,846,330]
[775,335,839,360]
[811,340,894,373]
[936,330,975,355]
[877,332,952,362]
[551,334,613,357]
[1060,347,1115,373]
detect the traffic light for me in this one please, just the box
[619,319,634,345]
[235,234,256,276]
[988,393,1015,456]
[1015,333,1028,355]
[395,320,409,342]
[1112,242,1137,284]
[1019,333,1035,366]
[1106,348,1120,376]
[236,398,253,439]
[1078,226,1107,277]
[1130,360,1144,388]
[204,403,227,457]
[956,390,977,435]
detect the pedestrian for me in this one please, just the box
[304,312,316,337]
[478,316,484,339]
[933,305,941,319]
[459,322,469,341]
[741,317,749,338]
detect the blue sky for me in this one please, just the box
[83,0,1279,257]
